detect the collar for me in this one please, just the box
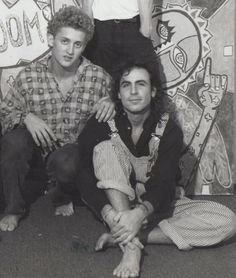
[39,54,92,82]
[116,106,157,131]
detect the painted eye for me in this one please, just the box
[173,46,187,72]
[156,20,175,47]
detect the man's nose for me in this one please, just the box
[130,85,138,94]
[67,43,74,54]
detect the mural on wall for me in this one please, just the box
[0,0,234,195]
[152,0,234,195]
[0,0,81,100]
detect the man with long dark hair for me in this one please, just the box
[77,61,236,278]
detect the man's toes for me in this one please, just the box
[121,269,129,278]
[55,203,74,216]
[0,223,8,231]
[95,233,110,251]
[7,224,16,232]
[113,265,121,277]
[95,238,104,251]
[130,270,138,277]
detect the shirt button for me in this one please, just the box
[127,126,131,130]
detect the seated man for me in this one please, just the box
[77,61,236,278]
[0,6,114,231]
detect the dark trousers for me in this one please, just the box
[0,128,81,214]
[0,127,108,219]
[84,17,163,84]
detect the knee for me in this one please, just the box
[208,202,236,241]
[224,211,236,239]
[1,128,33,159]
[49,148,81,182]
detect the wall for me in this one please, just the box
[0,0,234,195]
[151,0,235,195]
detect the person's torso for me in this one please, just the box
[109,113,169,184]
[18,57,110,145]
[92,0,139,20]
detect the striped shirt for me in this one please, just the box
[0,55,112,145]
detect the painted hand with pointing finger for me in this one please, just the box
[198,57,228,109]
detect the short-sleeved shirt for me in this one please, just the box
[92,0,139,20]
[0,55,112,145]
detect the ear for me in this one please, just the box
[151,87,157,98]
[118,91,121,99]
[47,33,54,48]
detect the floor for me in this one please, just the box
[0,193,235,278]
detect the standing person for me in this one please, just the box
[0,6,114,232]
[76,61,236,278]
[82,0,163,82]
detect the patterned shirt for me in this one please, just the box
[0,55,112,145]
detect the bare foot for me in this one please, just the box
[55,202,74,216]
[0,215,21,232]
[95,233,116,251]
[113,242,142,278]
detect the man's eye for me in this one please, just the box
[75,43,82,48]
[138,82,145,86]
[122,83,129,88]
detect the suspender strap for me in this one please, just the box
[147,113,169,174]
[107,114,169,174]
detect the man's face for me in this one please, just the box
[118,67,156,114]
[47,27,87,71]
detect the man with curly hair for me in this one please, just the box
[76,61,236,278]
[0,6,114,231]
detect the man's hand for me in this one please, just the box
[92,96,116,122]
[111,207,146,245]
[139,23,152,38]
[24,113,57,151]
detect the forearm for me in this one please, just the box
[1,104,27,135]
[1,85,27,135]
[137,0,153,35]
[136,200,154,219]
[82,0,94,18]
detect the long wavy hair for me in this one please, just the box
[112,60,170,122]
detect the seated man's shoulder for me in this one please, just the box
[82,57,111,78]
[165,117,183,138]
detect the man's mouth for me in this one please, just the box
[129,99,141,103]
[64,56,73,61]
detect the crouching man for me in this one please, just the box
[0,6,114,232]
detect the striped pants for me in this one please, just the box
[93,140,236,250]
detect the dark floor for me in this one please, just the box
[0,193,235,278]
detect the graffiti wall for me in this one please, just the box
[0,0,234,195]
[152,0,235,195]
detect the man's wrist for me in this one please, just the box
[136,201,153,218]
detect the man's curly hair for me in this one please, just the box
[47,6,94,41]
